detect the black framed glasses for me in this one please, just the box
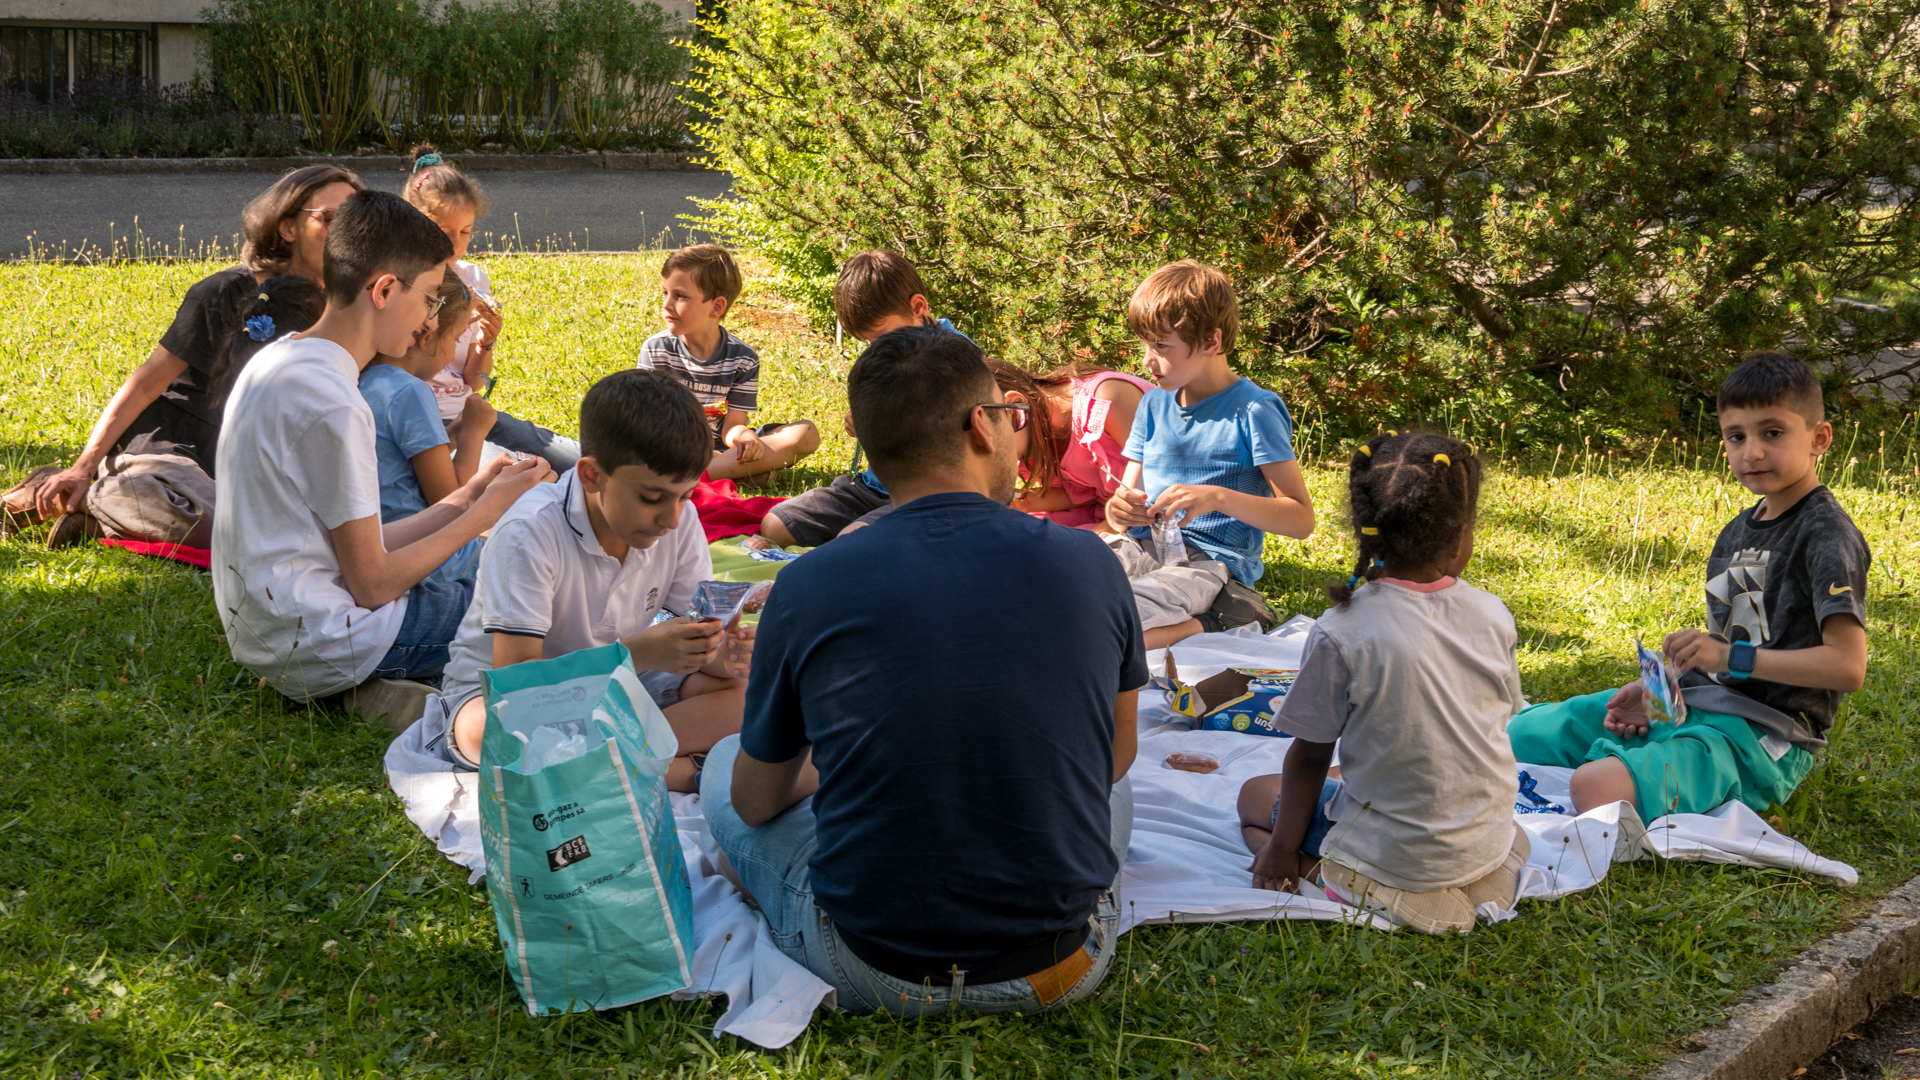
[370,276,448,320]
[963,402,1030,432]
[297,207,339,225]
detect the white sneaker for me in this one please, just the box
[344,678,434,734]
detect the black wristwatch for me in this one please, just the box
[1727,639,1756,681]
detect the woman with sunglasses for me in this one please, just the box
[7,165,365,547]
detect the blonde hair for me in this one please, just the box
[661,243,744,308]
[404,144,490,220]
[1125,259,1239,354]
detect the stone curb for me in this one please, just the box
[1652,873,1920,1080]
[0,151,711,175]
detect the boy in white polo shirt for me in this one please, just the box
[424,370,753,792]
[213,190,552,718]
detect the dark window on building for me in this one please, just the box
[0,28,70,103]
[0,27,147,103]
[75,29,145,84]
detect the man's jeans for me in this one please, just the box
[701,735,1133,1016]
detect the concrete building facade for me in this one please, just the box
[0,0,694,99]
[1,0,203,96]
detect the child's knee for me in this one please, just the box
[1236,773,1284,826]
[451,693,487,764]
[760,511,797,547]
[1568,756,1636,813]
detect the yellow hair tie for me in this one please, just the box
[1360,526,1379,535]
[1465,443,1476,457]
[1359,445,1372,457]
[258,293,269,302]
[1387,429,1399,436]
[1434,453,1452,466]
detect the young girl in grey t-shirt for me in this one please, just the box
[1235,431,1530,935]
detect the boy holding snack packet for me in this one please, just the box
[1105,260,1316,631]
[1508,352,1871,819]
[422,370,755,792]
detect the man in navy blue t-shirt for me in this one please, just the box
[701,326,1148,1015]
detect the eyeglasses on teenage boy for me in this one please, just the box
[369,275,449,320]
[962,402,1030,432]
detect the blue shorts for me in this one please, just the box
[1271,777,1344,858]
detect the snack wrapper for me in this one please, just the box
[687,579,774,629]
[1636,636,1687,725]
[1151,513,1188,568]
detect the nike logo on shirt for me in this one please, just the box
[1829,584,1853,595]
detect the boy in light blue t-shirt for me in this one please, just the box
[1106,260,1316,630]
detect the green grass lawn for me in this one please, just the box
[1,255,1917,1079]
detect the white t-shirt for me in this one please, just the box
[1277,578,1524,893]
[212,335,406,700]
[428,259,491,422]
[439,467,713,706]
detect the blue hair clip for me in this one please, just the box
[245,314,276,342]
[412,152,443,172]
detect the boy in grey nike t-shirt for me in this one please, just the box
[1508,352,1870,820]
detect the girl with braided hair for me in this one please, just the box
[1235,430,1532,934]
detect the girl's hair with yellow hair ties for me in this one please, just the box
[1329,428,1483,606]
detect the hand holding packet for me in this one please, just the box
[1636,636,1688,725]
[685,579,774,630]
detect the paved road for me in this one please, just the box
[0,169,735,259]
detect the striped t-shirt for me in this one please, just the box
[637,328,760,444]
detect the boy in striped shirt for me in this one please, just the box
[637,244,819,484]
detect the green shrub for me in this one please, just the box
[0,76,299,159]
[690,0,1920,446]
[198,0,693,154]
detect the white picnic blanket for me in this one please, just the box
[384,617,1855,1050]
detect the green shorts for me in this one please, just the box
[1506,690,1815,820]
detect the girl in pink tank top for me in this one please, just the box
[987,360,1153,529]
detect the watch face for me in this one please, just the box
[1730,640,1757,673]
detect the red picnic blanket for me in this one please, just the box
[98,538,211,569]
[691,477,785,541]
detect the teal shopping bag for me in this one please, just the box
[476,642,695,1015]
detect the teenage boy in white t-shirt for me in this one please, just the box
[212,190,552,722]
[422,370,754,792]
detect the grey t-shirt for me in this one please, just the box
[1678,486,1870,748]
[1278,579,1525,893]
